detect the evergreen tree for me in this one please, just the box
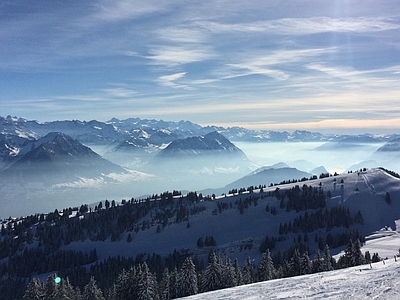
[289,249,301,276]
[59,277,79,299]
[311,250,323,273]
[160,268,171,300]
[43,274,59,300]
[258,249,275,281]
[242,256,254,284]
[300,252,311,275]
[115,268,137,300]
[352,239,365,266]
[322,244,333,271]
[343,239,354,267]
[200,251,222,292]
[233,258,243,286]
[220,258,237,288]
[177,257,198,297]
[137,262,159,300]
[23,278,44,300]
[82,277,105,300]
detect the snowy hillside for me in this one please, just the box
[181,256,400,299]
[57,168,400,263]
[2,167,400,299]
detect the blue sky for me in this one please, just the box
[1,0,400,133]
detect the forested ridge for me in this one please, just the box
[0,171,387,299]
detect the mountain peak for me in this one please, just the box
[159,131,245,157]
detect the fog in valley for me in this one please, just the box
[235,141,389,174]
[1,136,399,218]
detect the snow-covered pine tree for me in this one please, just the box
[343,239,354,267]
[177,257,198,297]
[82,277,105,300]
[300,252,311,275]
[200,251,222,292]
[311,250,323,273]
[136,262,159,300]
[167,267,178,299]
[115,267,137,300]
[233,258,244,286]
[242,256,254,284]
[322,244,334,271]
[352,239,366,266]
[160,268,170,300]
[43,274,59,300]
[258,249,275,281]
[220,258,237,288]
[289,249,302,276]
[58,277,79,299]
[23,278,44,300]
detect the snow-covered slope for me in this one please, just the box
[180,255,400,299]
[181,224,400,300]
[57,168,400,267]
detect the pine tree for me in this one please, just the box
[233,258,243,286]
[242,256,254,284]
[115,268,137,300]
[200,251,222,292]
[137,262,159,300]
[220,258,237,288]
[300,252,311,275]
[258,249,275,281]
[59,277,79,299]
[23,278,44,300]
[311,250,323,273]
[82,277,105,300]
[343,239,354,267]
[177,257,198,297]
[322,244,333,271]
[352,239,365,266]
[289,249,301,276]
[160,268,171,300]
[43,274,59,300]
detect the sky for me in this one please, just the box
[1,0,400,134]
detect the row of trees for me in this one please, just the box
[23,239,378,300]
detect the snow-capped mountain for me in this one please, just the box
[4,115,397,151]
[157,131,246,158]
[0,132,154,216]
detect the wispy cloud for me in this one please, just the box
[93,0,170,22]
[103,88,136,98]
[157,72,189,89]
[147,45,215,66]
[197,16,400,35]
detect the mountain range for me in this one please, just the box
[1,115,400,217]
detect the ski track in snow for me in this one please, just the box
[362,173,376,196]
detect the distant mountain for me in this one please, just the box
[376,137,400,153]
[157,131,246,158]
[2,115,399,155]
[203,166,313,196]
[310,166,329,175]
[2,132,125,181]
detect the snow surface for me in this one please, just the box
[180,230,400,299]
